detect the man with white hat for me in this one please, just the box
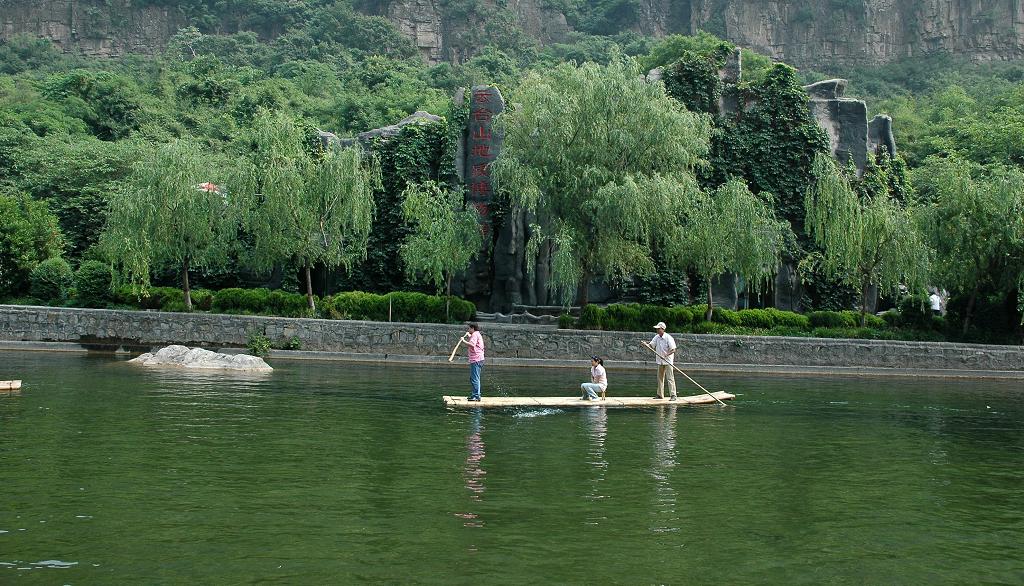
[646,321,677,401]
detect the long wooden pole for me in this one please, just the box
[641,341,728,407]
[448,337,465,362]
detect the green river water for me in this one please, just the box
[1,350,1022,584]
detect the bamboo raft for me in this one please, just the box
[1,380,22,395]
[443,391,734,408]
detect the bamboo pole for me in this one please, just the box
[641,341,729,407]
[448,337,465,362]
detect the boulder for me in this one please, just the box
[868,114,897,158]
[803,79,847,99]
[130,345,273,372]
[321,111,443,149]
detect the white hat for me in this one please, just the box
[653,322,667,330]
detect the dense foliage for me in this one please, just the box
[400,180,483,304]
[805,154,931,324]
[807,55,1024,335]
[1,6,1021,341]
[237,109,379,310]
[100,139,234,310]
[492,57,711,304]
[0,193,64,297]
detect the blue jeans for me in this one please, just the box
[469,361,483,399]
[581,383,603,399]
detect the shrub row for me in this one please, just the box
[569,303,903,333]
[112,286,476,324]
[212,288,309,317]
[575,303,816,332]
[27,259,114,307]
[321,291,476,323]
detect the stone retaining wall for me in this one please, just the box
[2,305,1023,373]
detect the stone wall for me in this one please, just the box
[2,305,1021,373]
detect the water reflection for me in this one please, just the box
[144,367,272,393]
[582,408,608,502]
[456,409,486,529]
[650,405,679,533]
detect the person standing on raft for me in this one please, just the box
[580,355,608,401]
[646,321,677,401]
[462,323,485,402]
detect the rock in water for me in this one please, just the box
[129,345,273,372]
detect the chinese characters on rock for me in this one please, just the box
[466,86,503,237]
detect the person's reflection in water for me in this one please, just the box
[582,407,609,529]
[455,409,486,530]
[583,407,608,500]
[649,405,679,534]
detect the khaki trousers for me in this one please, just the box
[657,364,677,398]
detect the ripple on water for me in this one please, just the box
[512,408,564,418]
[32,560,78,569]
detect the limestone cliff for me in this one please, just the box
[0,0,185,57]
[685,0,1024,68]
[2,0,1023,66]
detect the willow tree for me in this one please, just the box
[101,140,233,311]
[915,157,1024,333]
[238,111,378,311]
[805,154,931,325]
[668,179,787,320]
[400,181,483,319]
[491,57,711,305]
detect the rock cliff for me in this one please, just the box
[684,0,1024,68]
[0,0,185,57]
[2,0,1023,66]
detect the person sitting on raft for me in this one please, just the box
[580,355,608,401]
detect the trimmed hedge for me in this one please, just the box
[559,301,953,342]
[109,286,475,323]
[321,291,475,323]
[212,288,310,317]
[74,261,113,308]
[30,258,74,303]
[573,303,816,332]
[764,308,811,329]
[114,286,199,312]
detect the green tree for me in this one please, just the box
[42,70,146,140]
[491,57,711,304]
[74,260,114,308]
[805,154,931,325]
[11,137,140,258]
[30,257,74,303]
[237,110,378,311]
[100,140,234,311]
[0,192,64,297]
[915,157,1024,333]
[400,181,483,318]
[668,179,787,320]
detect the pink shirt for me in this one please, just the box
[467,331,485,363]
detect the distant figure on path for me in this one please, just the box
[462,323,485,401]
[646,321,677,401]
[929,291,943,316]
[581,355,608,400]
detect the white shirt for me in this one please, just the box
[929,293,942,311]
[649,333,676,365]
[591,364,608,390]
